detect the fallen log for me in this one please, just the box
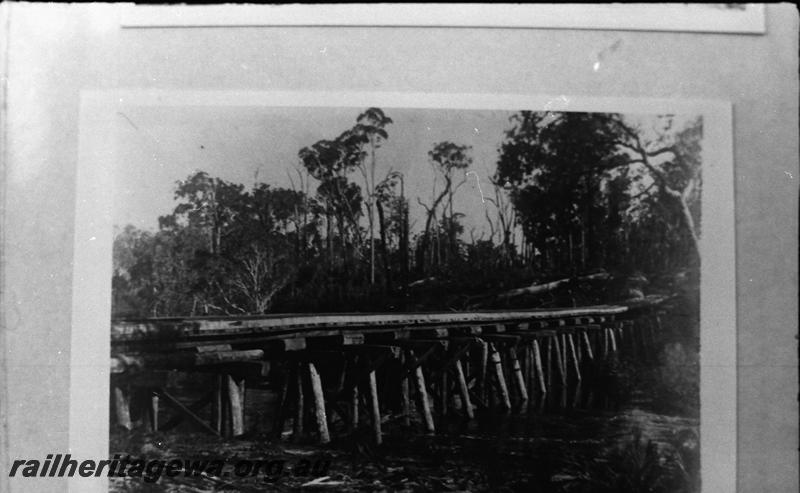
[496,271,611,300]
[407,276,437,288]
[111,349,265,374]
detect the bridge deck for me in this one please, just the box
[111,304,633,343]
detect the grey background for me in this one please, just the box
[1,4,797,492]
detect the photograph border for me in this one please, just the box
[71,90,736,492]
[119,4,766,34]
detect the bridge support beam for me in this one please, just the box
[581,331,594,361]
[524,343,534,409]
[410,350,435,434]
[349,387,359,431]
[438,367,448,421]
[293,363,304,439]
[271,368,289,440]
[225,374,245,437]
[212,375,223,434]
[489,343,511,411]
[509,347,528,412]
[608,328,618,354]
[550,335,566,387]
[476,339,489,404]
[532,340,546,396]
[308,362,330,444]
[454,359,474,419]
[368,369,382,445]
[400,352,411,426]
[566,334,581,382]
[113,383,132,430]
[158,389,220,436]
[149,392,159,432]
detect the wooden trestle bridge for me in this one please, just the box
[110,297,666,445]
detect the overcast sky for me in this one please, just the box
[112,105,694,239]
[113,105,519,238]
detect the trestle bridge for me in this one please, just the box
[110,297,666,445]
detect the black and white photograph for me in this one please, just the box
[2,4,797,493]
[91,93,730,492]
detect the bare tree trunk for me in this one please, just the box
[581,228,586,271]
[620,124,701,260]
[434,215,441,268]
[337,213,347,282]
[369,206,375,285]
[368,143,377,285]
[678,196,700,256]
[401,198,409,287]
[419,178,451,274]
[568,233,574,274]
[326,211,333,263]
[376,200,391,291]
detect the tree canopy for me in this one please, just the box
[113,108,702,317]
